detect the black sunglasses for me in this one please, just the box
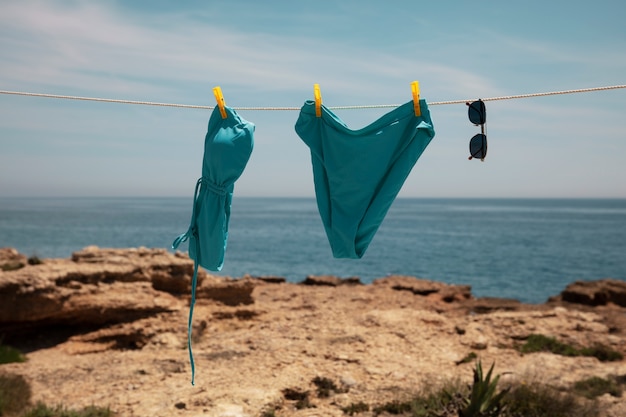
[466,99,487,161]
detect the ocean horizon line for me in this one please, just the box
[2,195,626,200]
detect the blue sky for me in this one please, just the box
[1,0,625,198]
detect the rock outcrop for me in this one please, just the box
[373,275,472,303]
[1,247,626,417]
[0,247,28,271]
[0,247,186,330]
[0,246,259,333]
[550,278,626,307]
[301,274,362,286]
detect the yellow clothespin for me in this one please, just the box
[213,86,227,119]
[411,81,421,117]
[314,83,322,117]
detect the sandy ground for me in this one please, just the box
[3,280,626,416]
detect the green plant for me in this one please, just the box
[339,368,611,417]
[312,376,341,398]
[341,401,369,415]
[573,376,622,399]
[365,385,457,416]
[519,334,579,356]
[456,352,478,365]
[372,400,413,415]
[20,403,114,417]
[578,344,623,362]
[27,255,43,266]
[519,334,624,362]
[0,344,27,364]
[0,372,31,416]
[460,361,509,417]
[282,388,311,410]
[411,387,465,417]
[505,382,600,417]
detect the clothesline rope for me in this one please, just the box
[1,84,625,110]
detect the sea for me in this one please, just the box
[1,197,625,304]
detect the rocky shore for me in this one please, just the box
[1,246,626,416]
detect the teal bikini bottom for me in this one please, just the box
[295,99,435,258]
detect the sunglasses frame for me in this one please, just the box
[467,99,487,161]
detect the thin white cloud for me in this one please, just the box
[2,0,623,103]
[0,0,505,103]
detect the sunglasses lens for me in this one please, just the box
[469,133,487,160]
[468,100,486,125]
